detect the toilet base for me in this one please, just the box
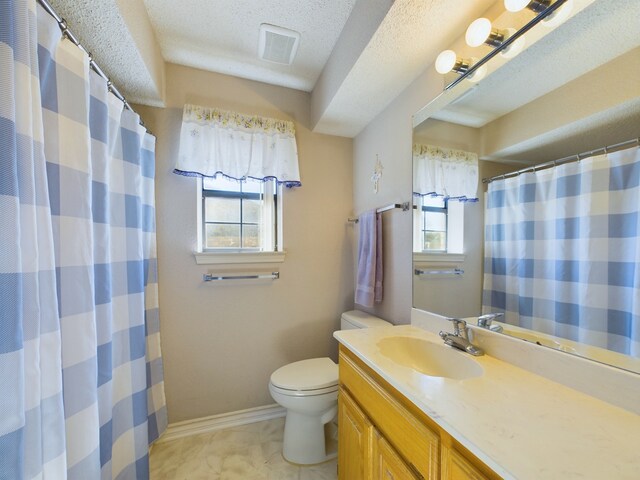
[282,408,338,465]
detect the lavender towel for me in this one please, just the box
[355,211,383,307]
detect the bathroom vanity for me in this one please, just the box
[338,344,496,479]
[334,324,640,480]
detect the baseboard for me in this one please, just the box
[156,403,286,443]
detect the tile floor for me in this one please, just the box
[150,417,338,479]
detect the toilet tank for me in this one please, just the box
[340,310,392,330]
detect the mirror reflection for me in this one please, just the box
[412,2,640,374]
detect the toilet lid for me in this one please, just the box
[270,358,338,391]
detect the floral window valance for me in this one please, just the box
[175,104,301,187]
[413,144,478,201]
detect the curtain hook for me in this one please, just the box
[59,18,70,39]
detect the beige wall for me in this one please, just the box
[352,68,443,324]
[353,70,517,323]
[135,63,354,423]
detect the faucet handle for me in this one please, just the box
[478,313,504,328]
[446,318,467,337]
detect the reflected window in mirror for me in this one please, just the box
[421,196,447,251]
[413,196,464,254]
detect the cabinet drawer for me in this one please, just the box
[340,349,440,480]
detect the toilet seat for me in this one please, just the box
[270,383,338,397]
[270,358,338,395]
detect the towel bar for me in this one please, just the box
[203,272,279,281]
[414,268,464,276]
[348,202,411,223]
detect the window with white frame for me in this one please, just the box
[413,196,464,254]
[420,196,448,251]
[199,177,282,252]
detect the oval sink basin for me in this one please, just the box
[377,336,483,380]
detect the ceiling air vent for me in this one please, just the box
[259,24,300,65]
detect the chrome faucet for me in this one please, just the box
[439,319,484,356]
[477,313,504,332]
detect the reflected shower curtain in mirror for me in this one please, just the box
[483,146,640,356]
[0,1,167,478]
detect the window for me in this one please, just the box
[199,176,282,252]
[421,196,447,251]
[413,196,464,254]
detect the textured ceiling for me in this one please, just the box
[49,0,165,106]
[142,0,357,92]
[310,0,497,136]
[48,0,499,135]
[45,0,635,140]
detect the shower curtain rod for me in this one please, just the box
[36,0,153,136]
[482,137,640,184]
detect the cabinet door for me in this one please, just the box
[338,387,372,480]
[372,430,421,480]
[441,446,490,480]
[340,350,440,479]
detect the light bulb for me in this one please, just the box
[468,64,487,83]
[504,0,551,13]
[466,18,493,47]
[542,0,573,27]
[499,28,526,58]
[435,50,457,74]
[504,0,533,12]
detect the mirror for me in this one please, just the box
[412,0,640,374]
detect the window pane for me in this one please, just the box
[425,211,446,231]
[205,197,240,223]
[242,225,260,248]
[206,224,240,248]
[423,196,445,208]
[241,181,263,194]
[424,231,446,251]
[203,176,240,192]
[243,199,262,223]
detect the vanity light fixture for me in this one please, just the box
[435,50,487,82]
[465,18,507,48]
[504,0,573,27]
[436,0,569,88]
[435,50,471,75]
[465,18,526,59]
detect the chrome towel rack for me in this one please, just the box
[348,202,411,223]
[203,272,279,282]
[414,268,464,276]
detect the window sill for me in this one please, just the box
[194,251,286,265]
[413,252,466,263]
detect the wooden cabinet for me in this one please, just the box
[338,386,372,480]
[441,446,491,480]
[338,345,500,480]
[372,429,421,480]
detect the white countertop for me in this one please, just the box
[334,325,640,480]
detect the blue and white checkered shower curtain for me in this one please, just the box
[1,1,167,478]
[483,146,640,357]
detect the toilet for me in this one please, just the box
[269,310,391,465]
